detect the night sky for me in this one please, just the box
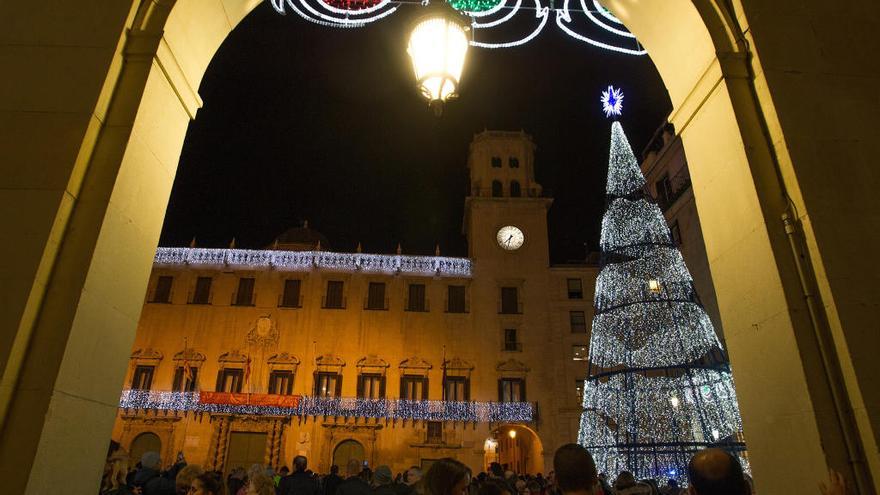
[159,3,671,263]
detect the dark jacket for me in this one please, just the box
[373,484,398,495]
[392,483,414,495]
[278,471,321,495]
[323,474,344,495]
[336,476,371,495]
[132,467,176,495]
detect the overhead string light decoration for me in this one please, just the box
[266,0,645,54]
[577,87,747,486]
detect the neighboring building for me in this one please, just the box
[640,122,724,341]
[111,131,598,477]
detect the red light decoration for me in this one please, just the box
[321,0,384,10]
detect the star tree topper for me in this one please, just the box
[601,85,624,118]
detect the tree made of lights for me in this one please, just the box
[578,86,747,485]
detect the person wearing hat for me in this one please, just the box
[372,466,396,495]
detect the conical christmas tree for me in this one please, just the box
[578,87,747,485]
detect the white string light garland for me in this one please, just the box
[118,390,534,422]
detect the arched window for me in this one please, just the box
[510,180,522,197]
[492,180,503,197]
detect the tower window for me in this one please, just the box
[233,277,255,306]
[191,277,212,304]
[567,278,583,299]
[447,285,467,313]
[656,173,673,205]
[492,180,503,197]
[151,276,173,303]
[280,279,302,308]
[500,287,520,314]
[509,157,520,168]
[572,345,588,361]
[426,421,443,443]
[366,282,387,310]
[323,281,345,308]
[510,180,521,197]
[670,220,682,246]
[407,284,427,311]
[491,156,502,168]
[503,328,521,351]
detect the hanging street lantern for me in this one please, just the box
[407,2,470,116]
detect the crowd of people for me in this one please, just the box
[101,443,850,495]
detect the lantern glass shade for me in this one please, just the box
[407,16,469,104]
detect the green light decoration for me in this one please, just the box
[448,0,504,13]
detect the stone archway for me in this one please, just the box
[332,439,366,471]
[494,425,544,475]
[1,1,878,494]
[128,432,161,469]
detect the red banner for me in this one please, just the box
[199,392,300,409]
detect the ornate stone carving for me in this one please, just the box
[496,358,530,373]
[268,352,300,365]
[445,357,475,370]
[399,356,432,370]
[218,350,248,363]
[357,355,389,370]
[315,354,345,367]
[247,315,279,346]
[173,349,206,363]
[131,348,163,361]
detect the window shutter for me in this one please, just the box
[498,380,504,402]
[357,375,364,398]
[335,374,343,397]
[379,376,386,399]
[422,377,429,400]
[216,370,224,392]
[520,379,527,402]
[399,376,406,399]
[313,371,319,396]
[464,378,470,401]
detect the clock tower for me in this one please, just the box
[463,130,552,267]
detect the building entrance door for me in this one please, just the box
[129,432,161,467]
[225,432,268,477]
[332,439,365,469]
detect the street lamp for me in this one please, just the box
[407,2,470,116]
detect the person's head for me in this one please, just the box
[687,449,749,495]
[406,466,423,485]
[424,458,471,495]
[176,464,205,495]
[515,479,527,495]
[374,465,393,486]
[279,466,289,476]
[294,456,308,473]
[141,451,161,471]
[331,465,339,475]
[478,479,512,495]
[614,472,636,490]
[346,459,362,477]
[553,444,598,494]
[489,463,504,478]
[190,471,225,495]
[526,481,541,494]
[247,471,275,495]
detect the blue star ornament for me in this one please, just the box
[601,85,624,118]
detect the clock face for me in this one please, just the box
[496,226,525,251]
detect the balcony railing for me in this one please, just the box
[118,390,536,423]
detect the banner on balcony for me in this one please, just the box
[199,392,301,409]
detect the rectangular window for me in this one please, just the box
[216,368,244,393]
[499,378,525,402]
[407,284,427,312]
[152,276,173,303]
[570,311,587,333]
[192,277,212,304]
[358,374,385,399]
[315,372,341,397]
[172,366,198,392]
[572,345,588,361]
[447,285,466,313]
[281,279,302,308]
[234,277,255,306]
[366,282,387,310]
[656,173,673,205]
[503,328,520,352]
[575,379,585,402]
[509,157,520,168]
[443,376,469,401]
[400,375,428,400]
[131,365,154,390]
[500,287,519,314]
[491,156,502,168]
[426,421,443,444]
[268,370,294,395]
[324,281,344,309]
[566,278,583,299]
[670,220,682,246]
